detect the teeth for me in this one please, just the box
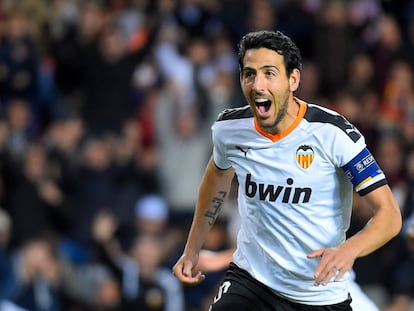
[255,98,268,103]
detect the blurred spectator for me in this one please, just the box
[368,14,409,96]
[130,87,163,196]
[0,12,38,108]
[92,215,184,311]
[2,98,33,161]
[79,23,139,135]
[49,0,107,115]
[59,134,121,264]
[0,235,120,311]
[122,232,184,311]
[42,114,85,191]
[294,60,321,104]
[61,259,121,311]
[191,33,241,125]
[382,147,414,311]
[245,0,276,33]
[50,0,160,136]
[374,131,407,209]
[133,194,183,268]
[0,208,15,299]
[355,89,383,148]
[2,143,72,249]
[1,0,414,309]
[134,194,169,235]
[331,91,360,124]
[155,102,211,229]
[379,60,414,141]
[8,238,61,311]
[312,1,355,97]
[154,24,197,113]
[346,53,375,98]
[0,6,60,134]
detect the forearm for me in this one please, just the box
[197,249,235,272]
[183,158,235,257]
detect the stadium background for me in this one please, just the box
[0,0,414,310]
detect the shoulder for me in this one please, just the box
[304,103,344,123]
[212,105,255,149]
[304,103,362,143]
[216,105,253,122]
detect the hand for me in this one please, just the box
[38,181,63,206]
[92,210,118,243]
[307,247,355,286]
[172,253,205,286]
[20,240,60,284]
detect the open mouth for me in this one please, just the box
[255,98,272,114]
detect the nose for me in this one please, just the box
[252,74,266,92]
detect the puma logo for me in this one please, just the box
[236,146,250,158]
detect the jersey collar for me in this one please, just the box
[254,97,307,142]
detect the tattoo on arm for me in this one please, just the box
[204,191,227,226]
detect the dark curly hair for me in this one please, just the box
[237,30,302,77]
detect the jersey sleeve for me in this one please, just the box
[329,116,366,167]
[328,116,387,196]
[211,121,232,170]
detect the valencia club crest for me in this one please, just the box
[296,145,314,169]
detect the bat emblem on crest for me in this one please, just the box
[296,145,314,169]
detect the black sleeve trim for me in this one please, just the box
[217,105,253,121]
[357,179,388,196]
[213,161,232,171]
[304,105,362,143]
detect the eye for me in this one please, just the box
[243,71,255,79]
[244,72,254,78]
[265,70,276,77]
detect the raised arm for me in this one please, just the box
[172,156,235,285]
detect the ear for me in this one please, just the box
[289,68,301,92]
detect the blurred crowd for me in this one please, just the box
[0,0,413,310]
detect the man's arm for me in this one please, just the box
[196,249,235,272]
[344,185,402,256]
[172,156,235,285]
[308,184,402,286]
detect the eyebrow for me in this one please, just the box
[243,65,280,72]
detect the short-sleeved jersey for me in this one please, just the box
[211,98,387,305]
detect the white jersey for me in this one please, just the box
[211,98,387,305]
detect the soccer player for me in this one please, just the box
[172,30,402,310]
